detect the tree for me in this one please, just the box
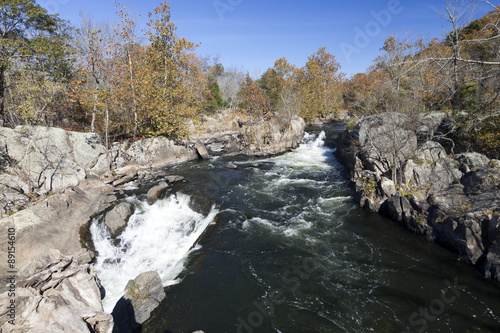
[259,57,301,124]
[141,1,204,137]
[0,0,70,125]
[217,66,245,109]
[298,47,344,122]
[238,76,270,120]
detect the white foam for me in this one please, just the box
[91,192,218,312]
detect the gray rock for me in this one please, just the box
[0,249,113,333]
[120,137,198,169]
[379,177,396,197]
[416,112,448,140]
[146,181,169,205]
[105,202,133,237]
[483,245,500,282]
[386,196,413,224]
[356,113,418,177]
[112,271,166,332]
[0,126,105,212]
[457,152,490,173]
[462,168,500,196]
[434,213,486,265]
[195,141,210,159]
[165,175,185,184]
[414,141,447,163]
[428,184,469,216]
[488,214,500,243]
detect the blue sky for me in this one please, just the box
[38,0,495,77]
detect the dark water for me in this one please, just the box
[94,123,500,333]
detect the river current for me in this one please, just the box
[91,124,500,333]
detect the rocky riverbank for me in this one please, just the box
[0,114,305,332]
[335,112,500,282]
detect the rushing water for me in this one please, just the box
[91,124,500,333]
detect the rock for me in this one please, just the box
[379,177,396,197]
[112,271,165,333]
[355,112,418,178]
[146,181,169,204]
[462,168,500,196]
[118,137,198,169]
[457,152,490,173]
[194,141,210,159]
[488,214,500,243]
[105,202,133,237]
[386,196,413,224]
[0,250,113,333]
[335,111,500,283]
[414,141,447,163]
[189,194,216,216]
[483,245,500,282]
[416,112,448,140]
[434,212,486,265]
[402,155,462,194]
[428,184,469,217]
[0,179,108,288]
[165,175,185,184]
[226,162,239,169]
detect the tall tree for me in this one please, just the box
[298,47,344,122]
[0,0,70,126]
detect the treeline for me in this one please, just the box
[0,0,343,142]
[344,2,500,158]
[1,1,499,157]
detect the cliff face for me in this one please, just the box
[336,112,500,281]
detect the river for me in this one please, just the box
[91,123,500,333]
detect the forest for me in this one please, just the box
[1,0,499,158]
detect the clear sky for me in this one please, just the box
[37,0,495,77]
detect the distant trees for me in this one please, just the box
[258,48,344,124]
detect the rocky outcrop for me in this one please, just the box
[0,126,103,216]
[111,271,165,333]
[0,179,112,289]
[1,113,306,216]
[0,249,113,333]
[190,113,306,157]
[336,112,500,281]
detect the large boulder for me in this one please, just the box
[434,212,487,265]
[354,112,418,178]
[146,181,169,205]
[457,152,490,174]
[416,112,448,140]
[105,202,133,237]
[0,249,113,333]
[116,137,198,169]
[194,141,210,159]
[112,271,165,332]
[0,126,105,214]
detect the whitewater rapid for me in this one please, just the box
[91,192,218,312]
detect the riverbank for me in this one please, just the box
[335,112,500,282]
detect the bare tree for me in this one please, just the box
[216,66,245,109]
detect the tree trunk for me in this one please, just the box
[0,66,5,126]
[128,52,138,139]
